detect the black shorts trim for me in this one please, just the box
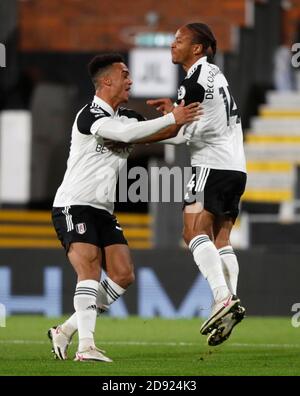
[183,167,247,219]
[52,205,128,252]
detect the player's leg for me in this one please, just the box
[97,243,134,313]
[207,171,247,346]
[58,243,134,333]
[207,217,245,346]
[183,204,238,335]
[50,208,132,361]
[50,206,111,362]
[183,203,226,303]
[94,211,134,314]
[50,244,133,361]
[49,242,110,361]
[183,167,241,335]
[214,216,239,295]
[68,242,112,362]
[72,219,133,361]
[212,170,246,297]
[68,242,100,350]
[50,245,101,358]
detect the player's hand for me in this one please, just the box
[172,100,202,125]
[146,98,174,114]
[103,138,133,153]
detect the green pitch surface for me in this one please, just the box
[1,316,300,376]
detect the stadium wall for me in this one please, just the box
[19,0,246,52]
[0,248,299,318]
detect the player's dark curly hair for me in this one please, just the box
[185,23,217,60]
[88,53,125,86]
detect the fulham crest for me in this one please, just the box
[76,223,87,234]
[178,85,186,100]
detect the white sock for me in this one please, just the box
[219,245,239,295]
[74,279,98,352]
[189,234,230,302]
[61,278,126,339]
[97,277,126,312]
[60,313,77,339]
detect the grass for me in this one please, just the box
[0,316,300,376]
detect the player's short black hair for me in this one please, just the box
[185,23,217,60]
[88,53,125,86]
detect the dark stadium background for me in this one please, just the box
[1,0,300,319]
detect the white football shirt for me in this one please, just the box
[174,56,246,173]
[53,96,175,213]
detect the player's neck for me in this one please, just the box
[183,55,203,73]
[95,91,120,112]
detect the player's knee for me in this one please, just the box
[111,268,135,289]
[215,238,230,250]
[125,270,135,287]
[81,259,100,279]
[183,226,212,246]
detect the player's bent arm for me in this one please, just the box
[91,113,176,143]
[133,125,181,144]
[157,126,187,145]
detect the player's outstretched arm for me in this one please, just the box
[92,101,201,143]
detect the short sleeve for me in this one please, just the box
[176,66,205,105]
[77,104,111,135]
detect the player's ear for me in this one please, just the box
[104,77,112,86]
[99,75,112,87]
[194,44,203,56]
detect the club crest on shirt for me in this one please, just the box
[178,85,186,100]
[75,223,87,234]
